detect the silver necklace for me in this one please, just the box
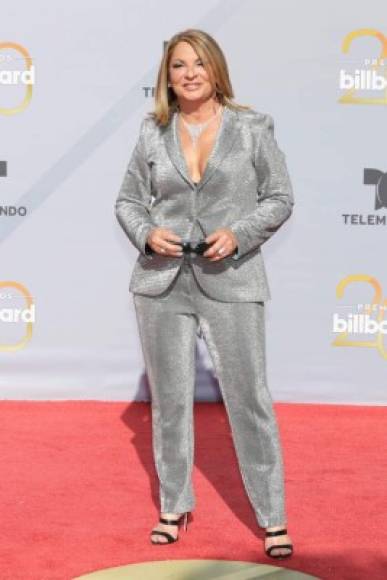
[178,105,223,149]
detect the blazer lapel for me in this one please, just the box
[163,106,239,191]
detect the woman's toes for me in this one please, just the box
[265,532,292,557]
[151,523,178,543]
[151,527,167,543]
[269,546,292,556]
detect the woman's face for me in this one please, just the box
[168,41,215,105]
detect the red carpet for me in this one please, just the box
[1,401,386,579]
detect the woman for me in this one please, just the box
[115,29,294,559]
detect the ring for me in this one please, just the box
[217,247,224,255]
[161,248,166,253]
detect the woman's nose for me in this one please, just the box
[185,67,199,78]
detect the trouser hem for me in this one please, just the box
[256,515,288,528]
[160,504,195,514]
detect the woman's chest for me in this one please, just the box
[147,122,258,196]
[178,118,222,183]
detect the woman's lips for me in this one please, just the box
[184,84,201,90]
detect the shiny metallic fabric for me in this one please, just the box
[116,105,294,528]
[133,255,287,528]
[115,106,294,301]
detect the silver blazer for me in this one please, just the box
[115,106,294,302]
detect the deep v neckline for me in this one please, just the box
[174,106,225,187]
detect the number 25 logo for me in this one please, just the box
[333,275,387,359]
[339,29,387,105]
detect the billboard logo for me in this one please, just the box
[332,275,387,359]
[0,281,35,352]
[333,313,387,334]
[339,69,387,90]
[0,41,34,115]
[338,29,387,106]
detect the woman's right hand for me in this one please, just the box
[146,227,183,257]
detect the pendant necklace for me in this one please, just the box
[178,104,223,149]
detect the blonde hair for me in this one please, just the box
[148,28,252,126]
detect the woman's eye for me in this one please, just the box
[172,62,204,68]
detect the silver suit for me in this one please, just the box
[115,105,294,528]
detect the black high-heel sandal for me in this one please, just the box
[150,512,190,544]
[265,528,293,559]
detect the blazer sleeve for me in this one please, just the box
[114,117,155,260]
[228,113,294,261]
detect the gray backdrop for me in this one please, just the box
[1,0,386,404]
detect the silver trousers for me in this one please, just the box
[133,254,287,528]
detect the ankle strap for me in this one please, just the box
[266,528,287,537]
[159,516,180,525]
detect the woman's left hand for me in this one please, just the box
[203,228,238,261]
